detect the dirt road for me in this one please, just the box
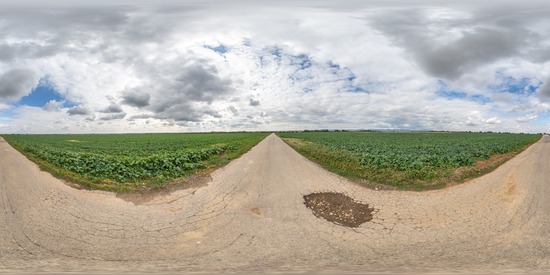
[1,134,550,273]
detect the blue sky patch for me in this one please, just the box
[436,90,467,99]
[327,61,340,70]
[0,108,14,123]
[0,111,14,118]
[270,47,282,58]
[204,44,227,54]
[17,85,65,108]
[351,87,367,93]
[488,72,540,95]
[469,94,491,104]
[291,54,312,70]
[436,80,467,99]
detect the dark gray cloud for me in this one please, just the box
[100,112,126,120]
[100,103,124,113]
[121,15,172,43]
[508,103,537,113]
[170,64,232,103]
[492,92,514,102]
[228,106,238,116]
[129,113,154,120]
[0,7,131,38]
[537,76,550,98]
[415,28,520,80]
[0,5,195,70]
[0,68,39,102]
[105,95,116,103]
[124,59,235,123]
[121,91,150,107]
[85,114,97,121]
[250,98,260,106]
[128,105,220,122]
[0,44,16,62]
[152,106,203,122]
[0,41,63,62]
[42,100,64,112]
[368,8,546,80]
[203,109,223,118]
[67,105,93,116]
[0,7,134,64]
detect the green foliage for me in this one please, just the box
[4,133,269,184]
[278,132,540,188]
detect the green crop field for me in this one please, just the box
[277,132,541,189]
[3,133,269,192]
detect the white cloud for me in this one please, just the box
[0,68,40,102]
[486,117,502,125]
[100,112,126,120]
[0,2,550,133]
[0,103,13,111]
[516,114,538,123]
[67,105,93,116]
[492,92,514,103]
[42,100,64,112]
[228,106,239,116]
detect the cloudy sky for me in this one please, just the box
[1,0,550,133]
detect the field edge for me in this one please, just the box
[277,133,543,191]
[0,133,270,194]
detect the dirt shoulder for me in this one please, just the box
[280,136,541,191]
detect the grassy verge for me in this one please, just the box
[1,133,268,193]
[280,135,541,191]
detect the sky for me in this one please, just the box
[1,0,550,134]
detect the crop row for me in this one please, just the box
[29,143,237,182]
[9,133,260,157]
[4,133,269,183]
[278,132,541,171]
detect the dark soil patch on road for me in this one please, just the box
[304,192,374,227]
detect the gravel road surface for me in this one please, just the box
[1,134,550,274]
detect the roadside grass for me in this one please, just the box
[1,133,268,193]
[280,135,541,191]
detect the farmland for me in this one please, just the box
[2,133,269,192]
[277,132,541,189]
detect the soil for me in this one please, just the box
[304,192,374,228]
[282,136,533,190]
[283,138,312,147]
[447,150,519,187]
[468,151,515,172]
[116,174,211,205]
[350,179,398,191]
[66,140,87,142]
[282,137,397,191]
